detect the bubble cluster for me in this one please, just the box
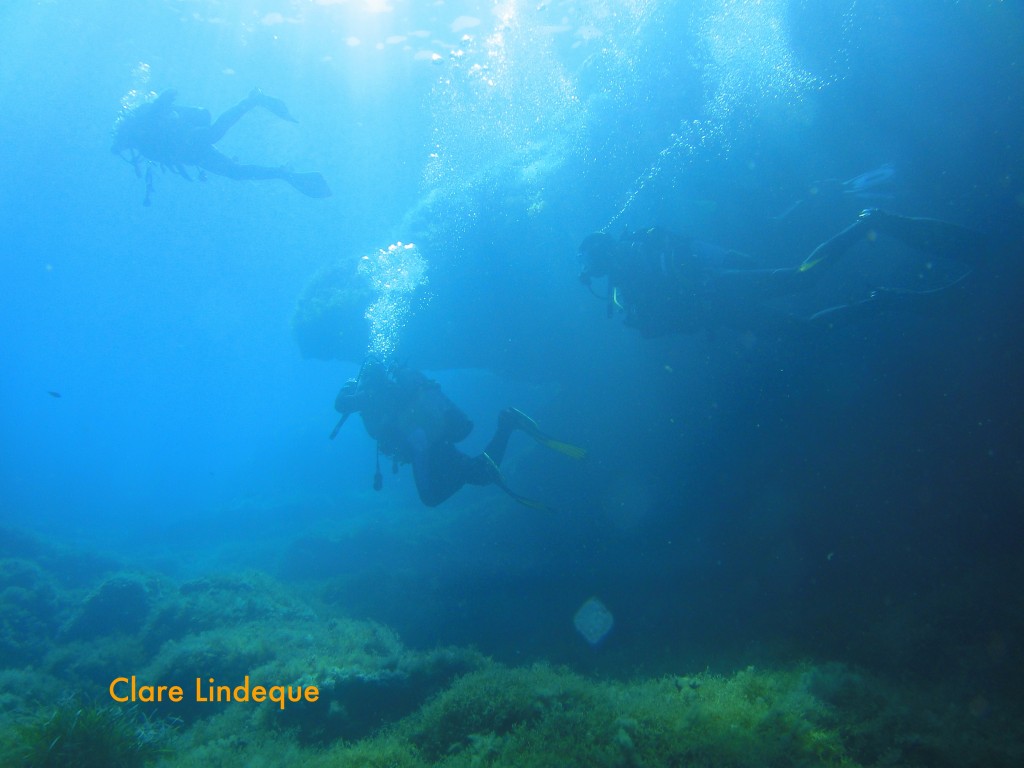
[115,62,156,123]
[421,1,587,243]
[605,0,848,229]
[695,0,822,135]
[605,119,721,232]
[358,242,429,363]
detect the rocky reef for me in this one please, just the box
[0,526,1020,767]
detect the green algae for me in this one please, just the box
[1,697,174,768]
[0,535,1019,768]
[241,662,863,768]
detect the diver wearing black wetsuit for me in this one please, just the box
[331,360,585,509]
[111,89,332,203]
[577,209,987,337]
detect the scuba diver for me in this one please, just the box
[111,88,332,204]
[330,360,586,509]
[577,208,988,337]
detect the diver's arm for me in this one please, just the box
[334,380,366,416]
[330,381,366,439]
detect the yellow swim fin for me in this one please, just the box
[535,436,587,460]
[799,245,832,272]
[507,408,587,460]
[482,452,555,512]
[501,487,555,512]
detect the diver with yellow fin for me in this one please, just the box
[331,359,585,510]
[112,88,332,204]
[578,208,987,336]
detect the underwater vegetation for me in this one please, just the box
[1,697,172,768]
[0,526,1021,767]
[141,660,1024,768]
[398,663,852,768]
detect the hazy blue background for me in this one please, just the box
[2,0,1022,684]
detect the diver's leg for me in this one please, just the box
[218,163,291,181]
[200,90,299,143]
[868,211,988,266]
[803,208,987,271]
[412,443,474,507]
[485,408,587,461]
[481,410,517,466]
[712,211,874,303]
[247,88,298,123]
[798,211,872,272]
[809,283,963,324]
[196,148,289,181]
[460,411,572,511]
[197,94,260,144]
[196,148,330,196]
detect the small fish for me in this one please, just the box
[47,391,62,398]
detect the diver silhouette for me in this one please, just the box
[111,88,332,205]
[331,360,586,510]
[578,209,988,337]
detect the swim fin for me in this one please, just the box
[799,211,873,272]
[506,408,587,460]
[501,486,555,512]
[809,274,973,322]
[287,172,333,198]
[482,452,555,512]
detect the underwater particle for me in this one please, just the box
[573,596,613,645]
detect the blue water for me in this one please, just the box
[2,0,1023,692]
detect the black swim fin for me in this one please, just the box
[287,172,333,199]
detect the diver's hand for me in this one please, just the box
[334,379,360,415]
